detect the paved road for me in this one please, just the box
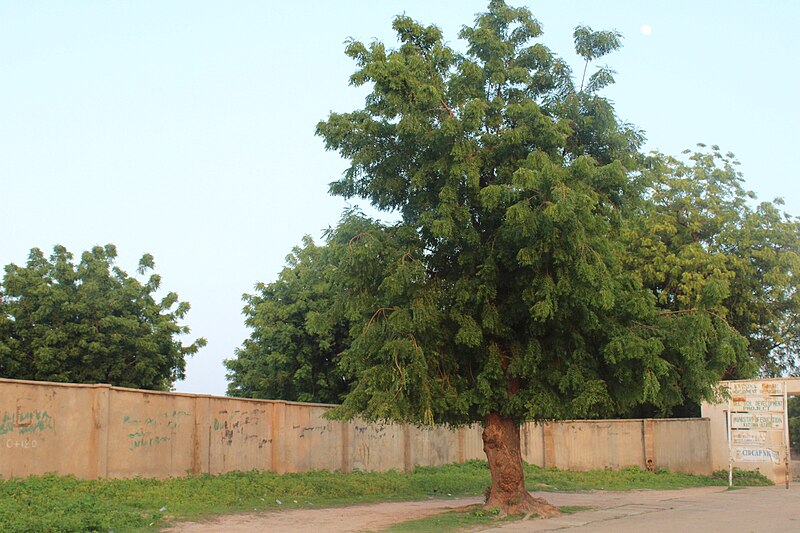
[486,485,800,532]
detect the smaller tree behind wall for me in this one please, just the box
[0,244,205,391]
[225,236,351,404]
[627,147,800,380]
[789,396,800,457]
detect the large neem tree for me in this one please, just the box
[314,1,751,515]
[0,244,205,391]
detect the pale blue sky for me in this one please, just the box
[1,1,797,396]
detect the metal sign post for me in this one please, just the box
[784,388,790,489]
[727,396,733,488]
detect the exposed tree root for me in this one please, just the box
[484,489,559,517]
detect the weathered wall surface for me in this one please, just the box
[552,420,646,471]
[654,418,713,474]
[518,418,711,474]
[0,380,96,478]
[108,389,196,478]
[1,378,710,480]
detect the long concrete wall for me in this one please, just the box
[0,378,711,479]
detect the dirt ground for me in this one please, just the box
[162,486,725,532]
[164,484,800,533]
[162,496,483,533]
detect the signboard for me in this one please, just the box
[730,429,767,446]
[733,447,781,464]
[731,396,784,412]
[730,412,784,430]
[724,380,790,488]
[728,381,785,396]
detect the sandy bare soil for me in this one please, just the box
[163,487,725,532]
[164,485,800,533]
[162,496,483,533]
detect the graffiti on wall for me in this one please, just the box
[352,423,396,470]
[123,410,190,451]
[294,423,331,439]
[0,408,55,450]
[212,408,271,448]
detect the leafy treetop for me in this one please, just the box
[628,146,799,379]
[226,236,350,403]
[0,244,205,391]
[315,1,752,427]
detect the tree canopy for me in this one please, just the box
[629,147,800,380]
[228,147,800,414]
[314,1,753,429]
[225,236,350,403]
[0,244,205,391]
[226,0,800,423]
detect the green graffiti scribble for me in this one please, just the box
[0,410,55,436]
[131,434,171,450]
[164,411,190,429]
[18,411,55,435]
[123,410,190,450]
[0,412,14,436]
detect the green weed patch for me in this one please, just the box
[522,464,772,492]
[377,506,515,532]
[0,461,771,532]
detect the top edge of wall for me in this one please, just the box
[0,378,338,408]
[524,417,710,425]
[721,378,800,384]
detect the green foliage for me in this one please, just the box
[313,0,761,427]
[627,147,800,379]
[0,245,205,390]
[573,25,622,95]
[0,463,768,531]
[528,464,771,491]
[710,468,773,487]
[559,505,594,514]
[382,507,511,532]
[789,396,800,455]
[226,236,350,403]
[230,1,796,420]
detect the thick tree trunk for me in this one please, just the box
[482,412,558,517]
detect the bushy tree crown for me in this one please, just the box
[0,245,205,390]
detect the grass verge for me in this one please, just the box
[523,464,772,491]
[0,461,771,532]
[559,505,594,514]
[376,506,592,532]
[376,507,514,532]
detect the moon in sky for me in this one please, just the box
[640,24,653,36]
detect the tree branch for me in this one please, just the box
[656,308,738,332]
[438,97,455,118]
[655,309,696,317]
[579,59,589,93]
[348,232,368,249]
[365,306,399,330]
